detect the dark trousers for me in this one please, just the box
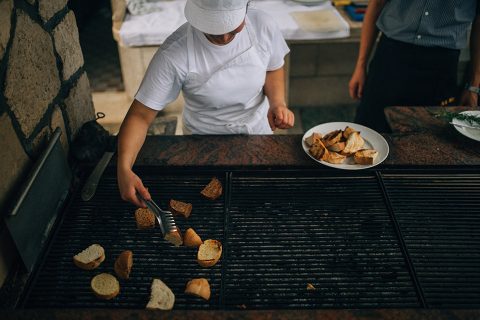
[355,35,460,133]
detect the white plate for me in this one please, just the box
[290,0,328,6]
[302,122,389,170]
[451,110,480,142]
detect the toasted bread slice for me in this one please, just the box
[73,244,105,270]
[114,250,133,280]
[324,151,346,164]
[200,177,222,200]
[184,228,203,248]
[185,278,211,300]
[343,131,365,154]
[343,126,357,139]
[327,141,345,152]
[304,132,322,147]
[91,273,120,300]
[165,227,183,247]
[354,149,378,165]
[169,199,192,218]
[146,279,175,310]
[135,208,156,229]
[322,130,342,147]
[197,239,222,267]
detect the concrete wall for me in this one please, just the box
[0,0,95,288]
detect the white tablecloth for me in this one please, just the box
[119,0,350,47]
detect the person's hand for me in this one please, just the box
[458,89,479,108]
[267,104,295,131]
[117,167,151,208]
[349,66,367,100]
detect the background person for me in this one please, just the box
[349,0,480,132]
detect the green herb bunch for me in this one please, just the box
[435,109,480,127]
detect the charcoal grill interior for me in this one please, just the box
[21,167,480,309]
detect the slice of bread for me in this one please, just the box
[73,244,105,270]
[185,278,211,300]
[91,273,120,300]
[146,278,175,310]
[114,250,133,280]
[354,149,378,165]
[184,228,203,248]
[164,227,183,247]
[200,177,222,200]
[169,199,192,218]
[197,239,222,267]
[135,208,156,229]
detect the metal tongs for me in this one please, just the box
[137,193,177,237]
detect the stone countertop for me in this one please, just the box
[135,107,480,167]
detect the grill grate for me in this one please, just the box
[25,171,226,309]
[22,168,480,309]
[224,173,417,309]
[382,173,480,308]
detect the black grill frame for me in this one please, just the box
[20,166,480,310]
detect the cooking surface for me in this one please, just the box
[22,167,480,309]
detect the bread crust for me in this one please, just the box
[168,199,192,218]
[184,228,203,248]
[91,273,120,300]
[354,149,378,165]
[165,227,183,246]
[135,208,156,229]
[73,244,105,270]
[197,239,222,267]
[200,177,223,200]
[114,250,133,280]
[185,278,211,300]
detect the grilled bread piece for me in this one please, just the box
[304,132,322,147]
[343,126,357,139]
[354,149,378,165]
[114,250,133,280]
[324,151,346,164]
[326,141,345,152]
[200,177,223,200]
[165,227,183,247]
[135,208,156,229]
[197,239,222,267]
[185,278,211,300]
[91,273,120,300]
[184,228,203,248]
[343,131,365,154]
[146,279,175,310]
[322,130,342,147]
[169,199,192,218]
[73,244,105,270]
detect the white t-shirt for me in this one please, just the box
[135,8,290,111]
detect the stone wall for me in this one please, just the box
[0,0,95,287]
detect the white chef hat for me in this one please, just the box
[184,0,249,35]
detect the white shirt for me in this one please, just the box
[135,8,290,111]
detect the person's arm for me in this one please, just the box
[264,67,294,130]
[117,99,158,207]
[349,0,387,100]
[459,13,480,107]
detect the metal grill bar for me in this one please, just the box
[23,168,480,310]
[24,172,226,309]
[382,173,480,308]
[224,172,417,309]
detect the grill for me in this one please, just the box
[19,166,480,310]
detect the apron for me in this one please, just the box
[182,17,273,135]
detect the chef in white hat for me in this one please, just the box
[118,0,293,206]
